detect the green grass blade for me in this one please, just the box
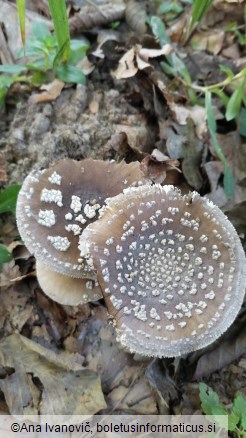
[190,0,214,30]
[0,244,13,271]
[47,0,70,63]
[16,0,26,48]
[0,184,22,214]
[225,80,245,121]
[223,166,234,199]
[205,91,234,198]
[150,16,170,45]
[0,65,27,74]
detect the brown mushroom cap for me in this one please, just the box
[79,184,246,357]
[36,260,102,305]
[16,158,149,279]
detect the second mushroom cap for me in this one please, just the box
[16,158,149,280]
[79,184,246,357]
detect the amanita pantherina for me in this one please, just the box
[16,158,148,304]
[79,184,246,357]
[35,260,102,305]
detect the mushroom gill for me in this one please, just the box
[79,184,246,357]
[36,260,102,305]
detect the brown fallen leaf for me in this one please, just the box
[159,117,204,190]
[0,371,40,417]
[76,56,95,74]
[204,161,224,193]
[113,44,173,79]
[140,150,180,184]
[225,201,246,236]
[0,334,106,417]
[156,79,207,140]
[191,312,246,380]
[113,47,137,79]
[191,29,225,55]
[107,378,157,414]
[222,43,240,60]
[28,79,64,104]
[146,359,178,414]
[92,30,121,59]
[0,260,21,288]
[114,113,153,152]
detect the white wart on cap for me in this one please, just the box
[36,261,102,305]
[16,158,148,279]
[79,185,246,357]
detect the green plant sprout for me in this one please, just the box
[199,383,246,438]
[0,21,89,108]
[0,184,21,270]
[150,15,246,198]
[16,0,71,62]
[189,0,214,35]
[226,5,246,47]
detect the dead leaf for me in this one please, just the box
[146,359,178,414]
[0,371,40,417]
[0,334,106,416]
[191,30,225,55]
[92,30,121,59]
[140,151,180,184]
[138,46,173,62]
[69,3,125,34]
[0,260,21,287]
[114,113,153,153]
[159,118,204,190]
[28,80,64,104]
[203,0,245,28]
[191,312,246,380]
[181,119,204,190]
[206,186,228,208]
[222,44,240,60]
[169,103,207,140]
[159,120,186,159]
[107,378,157,414]
[204,161,224,192]
[179,383,201,415]
[11,305,34,331]
[225,201,246,236]
[113,47,138,79]
[76,56,95,74]
[113,45,173,79]
[156,79,207,139]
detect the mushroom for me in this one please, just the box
[16,158,149,303]
[36,261,102,305]
[79,184,246,357]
